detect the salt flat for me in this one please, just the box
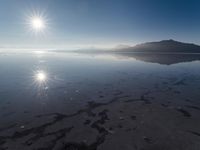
[0,52,200,150]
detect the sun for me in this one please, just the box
[25,10,49,34]
[31,17,45,30]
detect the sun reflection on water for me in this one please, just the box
[36,72,46,82]
[34,71,48,85]
[31,70,49,100]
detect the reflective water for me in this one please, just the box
[0,52,200,150]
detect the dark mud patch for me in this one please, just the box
[130,115,136,120]
[24,127,73,148]
[173,79,186,86]
[0,124,17,132]
[63,134,106,150]
[63,142,94,150]
[143,136,153,144]
[173,90,181,94]
[84,119,91,125]
[186,105,200,111]
[161,103,169,107]
[91,109,109,133]
[176,108,191,117]
[188,131,200,137]
[125,95,151,104]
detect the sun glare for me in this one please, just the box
[26,10,49,35]
[31,17,45,30]
[35,71,47,82]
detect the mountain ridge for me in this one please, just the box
[117,39,200,53]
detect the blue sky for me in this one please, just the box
[0,0,200,50]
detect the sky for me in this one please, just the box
[0,0,200,50]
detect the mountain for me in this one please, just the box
[117,40,200,53]
[54,40,200,65]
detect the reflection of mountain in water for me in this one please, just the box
[57,39,200,65]
[113,39,200,64]
[114,53,200,65]
[56,40,200,65]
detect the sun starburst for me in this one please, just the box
[25,9,49,35]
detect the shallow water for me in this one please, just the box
[0,52,200,150]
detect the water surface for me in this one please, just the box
[0,52,200,150]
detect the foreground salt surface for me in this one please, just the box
[0,52,200,150]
